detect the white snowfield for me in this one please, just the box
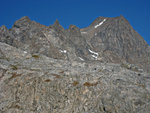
[60,50,67,53]
[95,19,106,28]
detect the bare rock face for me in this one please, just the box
[0,25,14,45]
[81,16,150,72]
[0,42,150,113]
[9,17,66,59]
[1,15,149,72]
[0,16,150,112]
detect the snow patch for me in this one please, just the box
[15,28,20,34]
[79,57,84,61]
[24,51,27,54]
[94,19,106,28]
[89,49,99,60]
[91,55,98,59]
[81,32,87,34]
[60,50,67,53]
[88,49,99,56]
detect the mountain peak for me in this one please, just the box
[20,16,30,20]
[15,16,31,23]
[0,25,8,31]
[68,25,81,35]
[69,24,79,30]
[52,19,64,32]
[117,15,129,23]
[13,16,31,28]
[90,16,107,27]
[54,19,60,25]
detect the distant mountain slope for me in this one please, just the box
[0,15,150,72]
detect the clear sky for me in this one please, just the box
[0,0,150,45]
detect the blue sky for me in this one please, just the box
[0,0,150,45]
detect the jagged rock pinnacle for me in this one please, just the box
[68,25,81,35]
[54,19,60,25]
[13,16,31,28]
[52,19,64,32]
[0,25,7,30]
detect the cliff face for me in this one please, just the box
[81,16,150,71]
[0,16,150,112]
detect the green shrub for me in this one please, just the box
[9,73,21,80]
[10,65,18,70]
[51,74,61,78]
[121,63,131,69]
[44,79,51,82]
[83,82,98,87]
[72,81,79,86]
[32,54,40,59]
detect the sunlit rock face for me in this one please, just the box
[1,15,149,72]
[0,16,150,113]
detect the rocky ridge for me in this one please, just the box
[0,15,150,72]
